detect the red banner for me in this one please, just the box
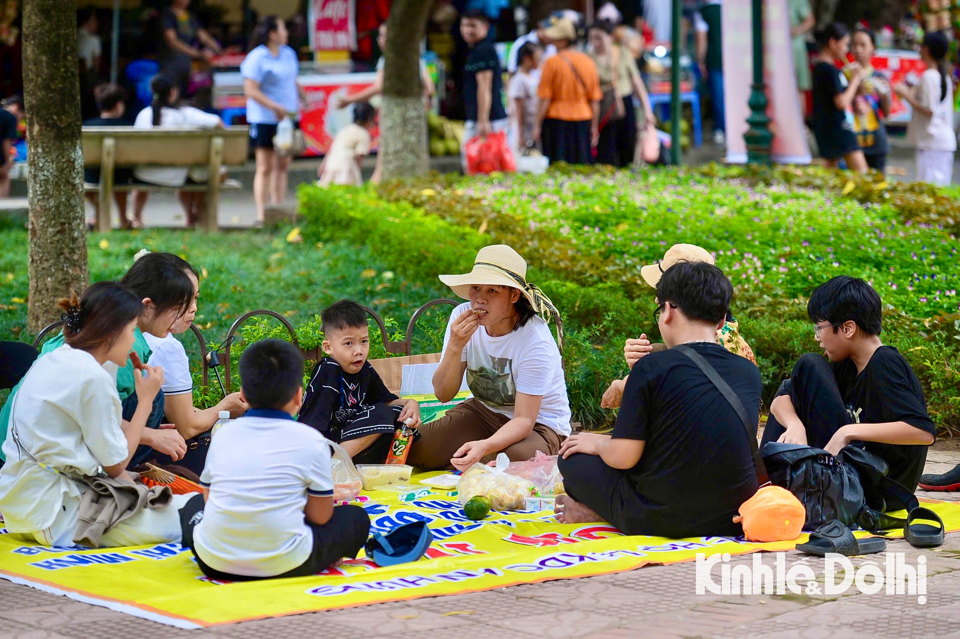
[310,0,356,51]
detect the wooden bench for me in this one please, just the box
[82,126,250,233]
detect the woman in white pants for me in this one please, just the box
[896,32,956,187]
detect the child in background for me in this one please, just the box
[895,32,956,186]
[317,102,377,186]
[849,28,891,174]
[84,83,135,230]
[179,340,370,581]
[811,23,868,173]
[298,300,421,463]
[507,42,542,156]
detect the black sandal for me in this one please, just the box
[796,520,887,557]
[904,507,945,548]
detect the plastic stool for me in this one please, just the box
[648,91,703,147]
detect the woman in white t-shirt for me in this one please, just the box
[895,32,956,187]
[142,254,246,474]
[507,42,542,156]
[0,282,188,547]
[131,75,225,228]
[407,245,570,471]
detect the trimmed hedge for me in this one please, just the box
[298,167,960,434]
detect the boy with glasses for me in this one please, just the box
[761,276,935,496]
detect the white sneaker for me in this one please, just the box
[713,130,726,146]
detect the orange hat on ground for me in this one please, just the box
[733,486,806,542]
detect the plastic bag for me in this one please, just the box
[328,439,363,502]
[464,131,516,175]
[503,451,565,496]
[458,453,536,511]
[274,118,293,152]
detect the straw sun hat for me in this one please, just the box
[439,245,563,346]
[639,243,715,288]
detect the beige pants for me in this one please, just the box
[407,398,564,471]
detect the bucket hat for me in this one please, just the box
[640,243,715,288]
[439,245,563,347]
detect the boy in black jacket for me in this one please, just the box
[298,300,421,463]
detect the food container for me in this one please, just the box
[356,464,413,491]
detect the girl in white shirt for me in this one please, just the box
[132,75,225,228]
[143,255,246,474]
[507,42,542,156]
[895,32,957,187]
[317,102,376,186]
[0,283,188,547]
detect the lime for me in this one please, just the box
[464,495,492,520]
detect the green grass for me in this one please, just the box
[0,228,453,406]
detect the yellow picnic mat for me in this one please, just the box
[1,479,959,629]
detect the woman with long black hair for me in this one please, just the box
[896,32,956,186]
[242,16,306,227]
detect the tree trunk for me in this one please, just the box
[22,0,88,333]
[380,0,433,180]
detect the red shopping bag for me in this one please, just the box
[464,131,516,175]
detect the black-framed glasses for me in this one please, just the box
[813,322,844,338]
[653,301,677,324]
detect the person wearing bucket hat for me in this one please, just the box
[601,244,757,409]
[555,261,763,537]
[406,245,571,471]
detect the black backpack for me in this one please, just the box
[761,442,920,531]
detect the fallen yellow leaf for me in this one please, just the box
[98,239,110,249]
[11,297,25,304]
[873,181,889,190]
[441,611,475,617]
[200,266,209,279]
[420,188,437,197]
[286,227,303,243]
[382,271,394,280]
[5,273,13,281]
[361,268,377,278]
[841,181,856,196]
[397,615,420,620]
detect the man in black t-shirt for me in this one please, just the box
[0,105,16,198]
[460,10,508,171]
[557,262,762,538]
[160,0,223,98]
[761,276,935,499]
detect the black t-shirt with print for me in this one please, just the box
[160,8,201,68]
[463,40,507,123]
[832,346,935,491]
[612,342,762,538]
[297,357,398,440]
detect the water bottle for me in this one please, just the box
[211,410,232,437]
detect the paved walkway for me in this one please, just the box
[1,443,959,638]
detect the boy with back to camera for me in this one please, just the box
[298,300,422,463]
[760,276,936,499]
[178,339,370,581]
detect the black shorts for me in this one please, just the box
[813,126,860,160]
[249,123,278,149]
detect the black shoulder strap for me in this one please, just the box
[675,344,769,486]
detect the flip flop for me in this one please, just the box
[796,520,887,557]
[365,521,433,567]
[904,507,945,548]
